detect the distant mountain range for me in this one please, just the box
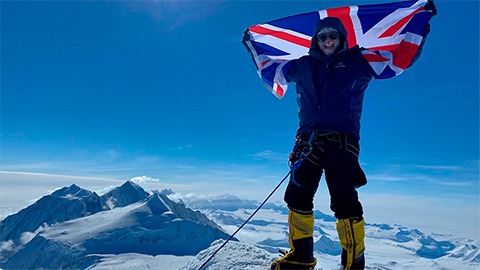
[0,181,230,269]
[0,181,479,270]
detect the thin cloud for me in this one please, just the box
[0,170,119,183]
[414,165,460,170]
[435,180,477,188]
[249,150,287,163]
[366,161,479,182]
[367,174,412,182]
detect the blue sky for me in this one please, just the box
[1,1,479,239]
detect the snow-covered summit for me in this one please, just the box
[101,180,150,208]
[39,192,229,250]
[0,182,232,269]
[0,183,106,246]
[51,183,93,198]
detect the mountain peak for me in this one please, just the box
[121,180,137,189]
[160,188,174,196]
[101,181,149,208]
[0,184,105,245]
[51,184,91,198]
[118,180,146,193]
[69,183,81,189]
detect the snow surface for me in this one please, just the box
[87,254,193,270]
[179,239,276,270]
[1,182,479,270]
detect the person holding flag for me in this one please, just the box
[242,1,436,269]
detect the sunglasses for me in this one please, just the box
[317,31,340,42]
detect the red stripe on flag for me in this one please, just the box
[326,6,357,48]
[367,44,399,51]
[274,84,285,97]
[392,40,419,69]
[363,53,389,63]
[260,60,270,67]
[379,7,423,38]
[249,25,311,48]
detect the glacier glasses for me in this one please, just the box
[317,31,340,42]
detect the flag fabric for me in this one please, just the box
[242,0,435,98]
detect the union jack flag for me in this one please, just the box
[242,0,435,98]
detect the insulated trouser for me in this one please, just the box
[284,131,366,269]
[284,132,365,218]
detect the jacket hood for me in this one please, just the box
[309,17,348,59]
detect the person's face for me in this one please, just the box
[317,31,340,56]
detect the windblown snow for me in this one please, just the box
[0,181,478,270]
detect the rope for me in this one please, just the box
[197,170,292,270]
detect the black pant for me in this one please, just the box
[284,132,365,219]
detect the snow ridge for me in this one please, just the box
[0,182,230,269]
[179,239,276,270]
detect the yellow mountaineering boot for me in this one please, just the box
[270,210,317,270]
[336,218,365,270]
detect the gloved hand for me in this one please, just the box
[425,0,437,16]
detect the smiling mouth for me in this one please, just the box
[322,44,335,50]
[323,41,335,47]
[320,43,337,55]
